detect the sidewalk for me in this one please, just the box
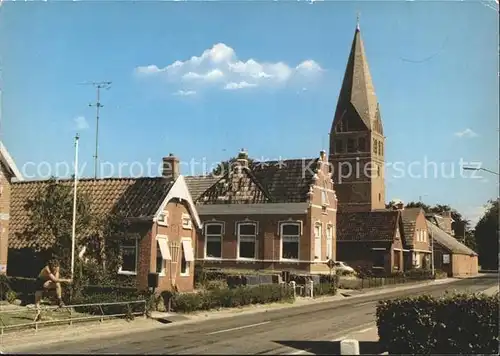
[481,285,499,296]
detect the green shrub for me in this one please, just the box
[6,290,17,303]
[170,283,295,313]
[376,292,499,355]
[72,289,147,320]
[0,275,12,300]
[313,283,337,297]
[434,269,448,279]
[205,279,228,291]
[404,269,434,280]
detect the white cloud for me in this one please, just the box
[454,128,478,138]
[173,90,196,96]
[224,81,257,90]
[463,205,489,227]
[135,43,322,92]
[74,116,89,130]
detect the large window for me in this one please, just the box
[314,223,322,261]
[120,239,138,274]
[205,223,223,259]
[238,223,257,259]
[180,239,194,276]
[335,140,343,154]
[281,223,300,260]
[373,251,385,268]
[156,235,170,275]
[326,225,333,260]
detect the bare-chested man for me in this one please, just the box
[34,259,71,320]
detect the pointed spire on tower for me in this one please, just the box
[331,19,379,131]
[356,12,360,31]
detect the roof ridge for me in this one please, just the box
[12,176,168,185]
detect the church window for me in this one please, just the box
[347,138,355,152]
[373,139,377,154]
[358,137,365,152]
[335,140,343,153]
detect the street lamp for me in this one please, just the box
[462,166,499,176]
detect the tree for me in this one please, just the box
[212,156,255,176]
[24,178,93,276]
[23,178,129,281]
[474,199,499,270]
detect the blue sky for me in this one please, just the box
[0,0,498,225]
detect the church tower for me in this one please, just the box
[329,22,386,212]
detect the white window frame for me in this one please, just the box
[157,211,169,227]
[156,235,170,276]
[237,222,258,260]
[412,251,420,267]
[181,213,192,230]
[280,222,301,261]
[180,238,194,277]
[314,222,322,261]
[423,230,427,243]
[118,238,139,275]
[326,224,333,260]
[204,222,224,260]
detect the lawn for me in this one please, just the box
[0,306,88,331]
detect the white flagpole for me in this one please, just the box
[71,133,80,281]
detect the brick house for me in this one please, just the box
[426,214,478,277]
[399,206,432,270]
[336,210,404,274]
[185,149,337,274]
[0,142,24,275]
[8,155,200,293]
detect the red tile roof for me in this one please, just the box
[337,210,400,242]
[9,177,174,250]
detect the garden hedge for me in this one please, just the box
[2,276,145,307]
[164,283,295,313]
[313,282,338,297]
[376,292,499,355]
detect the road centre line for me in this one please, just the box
[206,321,271,335]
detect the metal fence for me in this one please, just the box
[0,300,147,334]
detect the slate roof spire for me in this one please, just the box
[332,19,379,131]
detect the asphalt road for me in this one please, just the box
[11,275,498,355]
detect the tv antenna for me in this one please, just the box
[80,81,112,179]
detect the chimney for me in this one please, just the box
[439,210,454,236]
[162,153,180,180]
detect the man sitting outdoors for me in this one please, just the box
[34,259,72,321]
